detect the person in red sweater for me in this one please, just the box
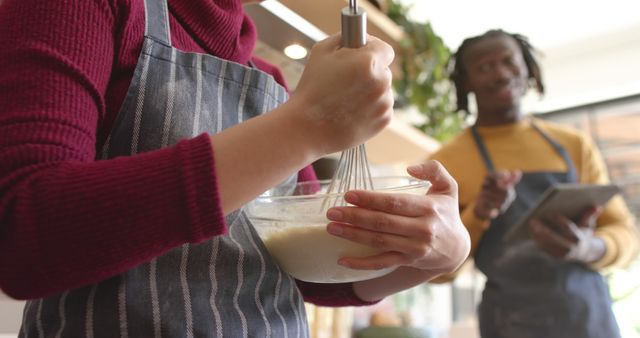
[0,0,470,336]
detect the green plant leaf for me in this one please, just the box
[386,0,465,142]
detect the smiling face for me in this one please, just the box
[461,34,529,125]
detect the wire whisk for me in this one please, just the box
[320,0,372,211]
[321,144,374,210]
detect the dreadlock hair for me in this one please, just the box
[449,29,545,114]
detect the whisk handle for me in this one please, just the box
[340,1,366,48]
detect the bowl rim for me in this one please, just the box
[255,175,431,201]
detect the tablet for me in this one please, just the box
[503,183,621,242]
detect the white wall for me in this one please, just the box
[524,23,640,113]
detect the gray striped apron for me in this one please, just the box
[19,0,308,336]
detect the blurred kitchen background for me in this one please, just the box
[2,0,640,337]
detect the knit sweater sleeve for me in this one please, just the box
[0,0,225,299]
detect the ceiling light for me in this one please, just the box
[259,1,328,42]
[283,44,308,60]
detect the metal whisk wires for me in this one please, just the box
[321,145,374,210]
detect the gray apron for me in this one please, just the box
[471,123,620,338]
[19,0,308,336]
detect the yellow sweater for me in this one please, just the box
[429,118,639,280]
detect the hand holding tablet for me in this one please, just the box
[504,183,621,242]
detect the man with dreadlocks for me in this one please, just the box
[429,29,639,338]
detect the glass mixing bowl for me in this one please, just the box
[245,176,431,283]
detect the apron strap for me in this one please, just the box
[471,119,579,180]
[530,122,579,181]
[143,0,172,46]
[471,124,496,173]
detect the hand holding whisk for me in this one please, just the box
[321,0,374,211]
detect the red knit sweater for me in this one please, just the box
[0,0,367,306]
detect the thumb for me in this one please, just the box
[315,34,342,52]
[510,170,523,185]
[578,206,602,229]
[407,160,457,198]
[496,170,522,189]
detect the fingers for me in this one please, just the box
[330,33,394,72]
[324,189,440,270]
[313,34,342,52]
[491,170,522,189]
[474,198,495,220]
[314,34,394,73]
[337,251,407,270]
[511,170,523,183]
[327,198,434,235]
[474,170,520,220]
[480,172,514,197]
[475,200,499,219]
[372,85,394,125]
[322,162,470,273]
[407,160,457,198]
[336,191,434,218]
[548,214,580,242]
[300,33,394,154]
[481,189,509,204]
[326,220,429,267]
[497,170,522,188]
[529,219,573,258]
[363,35,395,67]
[475,188,508,219]
[578,206,601,229]
[382,67,393,90]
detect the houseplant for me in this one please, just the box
[383,0,465,142]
